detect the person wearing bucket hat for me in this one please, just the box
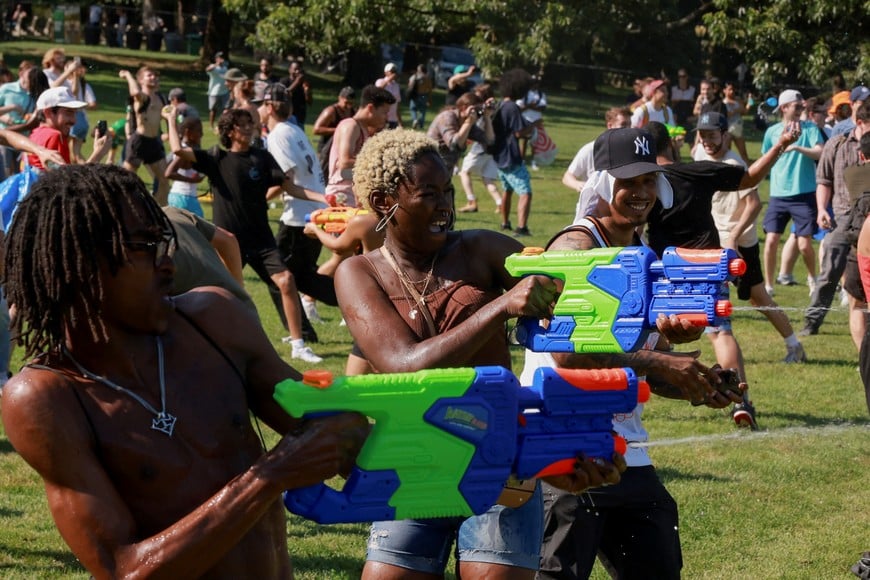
[761,88,824,300]
[644,119,801,429]
[523,127,733,580]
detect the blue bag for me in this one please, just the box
[0,165,39,228]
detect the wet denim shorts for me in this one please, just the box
[365,482,543,574]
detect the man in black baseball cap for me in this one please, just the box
[524,128,733,580]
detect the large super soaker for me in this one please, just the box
[504,246,746,353]
[273,366,648,524]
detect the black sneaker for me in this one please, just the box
[500,221,513,231]
[731,401,759,431]
[513,226,531,237]
[797,326,818,337]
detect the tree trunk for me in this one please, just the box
[202,0,232,65]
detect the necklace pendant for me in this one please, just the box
[409,309,418,320]
[152,413,177,437]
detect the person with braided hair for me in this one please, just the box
[0,164,368,579]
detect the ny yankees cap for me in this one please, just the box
[593,128,661,179]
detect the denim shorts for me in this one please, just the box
[498,164,533,195]
[365,481,544,574]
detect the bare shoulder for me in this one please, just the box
[1,363,94,475]
[548,228,596,251]
[171,287,269,355]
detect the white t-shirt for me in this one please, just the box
[692,148,757,247]
[630,101,674,128]
[266,120,326,227]
[567,141,600,218]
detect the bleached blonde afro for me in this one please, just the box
[353,128,440,211]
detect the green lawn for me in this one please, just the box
[0,41,867,580]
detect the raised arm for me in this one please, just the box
[163,105,196,163]
[739,121,800,189]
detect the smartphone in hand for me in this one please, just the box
[96,120,107,138]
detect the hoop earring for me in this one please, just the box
[375,203,399,232]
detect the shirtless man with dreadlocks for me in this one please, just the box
[0,164,368,578]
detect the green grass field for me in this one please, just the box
[0,41,867,579]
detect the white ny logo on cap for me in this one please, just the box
[634,136,650,156]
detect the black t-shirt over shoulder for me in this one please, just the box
[647,161,745,255]
[193,147,285,250]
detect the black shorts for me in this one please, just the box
[736,243,764,301]
[242,245,288,278]
[844,251,866,303]
[125,133,166,166]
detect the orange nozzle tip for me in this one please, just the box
[715,300,733,317]
[613,435,627,456]
[521,246,545,255]
[637,380,651,403]
[302,370,334,388]
[729,258,747,276]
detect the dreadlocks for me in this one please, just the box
[3,164,172,358]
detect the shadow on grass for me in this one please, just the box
[0,507,23,517]
[0,541,82,572]
[0,438,15,454]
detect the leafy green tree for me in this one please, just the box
[703,0,869,90]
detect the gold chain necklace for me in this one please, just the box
[382,244,438,320]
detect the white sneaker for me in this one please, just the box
[302,299,323,324]
[807,276,818,297]
[292,345,323,364]
[783,342,807,363]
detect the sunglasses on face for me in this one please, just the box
[121,233,177,267]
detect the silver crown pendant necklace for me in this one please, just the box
[63,336,177,437]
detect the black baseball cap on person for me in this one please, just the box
[593,128,661,179]
[696,112,728,132]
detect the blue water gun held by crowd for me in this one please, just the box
[505,246,746,354]
[272,366,648,524]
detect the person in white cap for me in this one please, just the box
[760,88,824,297]
[26,86,109,169]
[375,62,402,129]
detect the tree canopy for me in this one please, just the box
[219,0,868,91]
